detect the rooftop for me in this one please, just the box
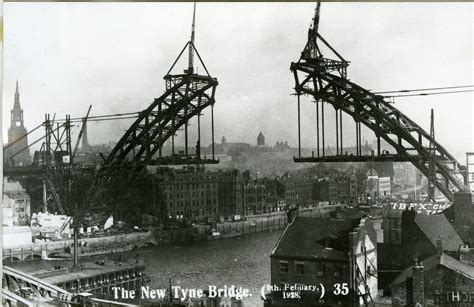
[271,216,361,261]
[390,253,474,286]
[40,259,145,285]
[414,214,463,252]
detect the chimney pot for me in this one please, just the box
[412,260,424,306]
[436,239,443,255]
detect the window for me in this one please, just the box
[295,262,304,275]
[392,218,399,228]
[317,264,326,276]
[279,261,289,274]
[391,231,399,242]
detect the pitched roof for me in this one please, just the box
[390,253,474,286]
[415,214,463,252]
[271,217,361,261]
[453,225,474,244]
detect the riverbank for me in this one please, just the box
[4,207,328,262]
[8,230,285,307]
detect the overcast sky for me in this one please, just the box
[2,2,473,162]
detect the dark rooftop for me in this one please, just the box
[271,217,362,261]
[390,253,474,287]
[415,214,463,252]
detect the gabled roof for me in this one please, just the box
[271,217,361,261]
[415,214,463,252]
[390,253,474,287]
[453,225,474,244]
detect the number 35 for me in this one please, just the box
[333,283,349,295]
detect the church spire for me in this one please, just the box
[11,81,24,127]
[7,80,30,165]
[14,80,21,110]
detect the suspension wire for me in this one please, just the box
[9,123,77,158]
[383,89,474,98]
[55,111,140,123]
[83,115,139,123]
[3,122,43,149]
[374,85,474,94]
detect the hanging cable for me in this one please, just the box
[54,111,140,123]
[383,89,474,99]
[374,85,473,94]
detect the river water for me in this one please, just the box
[9,230,283,306]
[123,230,283,306]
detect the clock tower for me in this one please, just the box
[6,81,30,165]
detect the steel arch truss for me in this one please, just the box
[291,61,468,201]
[78,72,217,226]
[103,73,217,168]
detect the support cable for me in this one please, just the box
[374,84,473,94]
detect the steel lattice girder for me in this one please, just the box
[104,73,217,168]
[75,73,218,226]
[291,61,468,202]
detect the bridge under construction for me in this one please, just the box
[2,3,473,304]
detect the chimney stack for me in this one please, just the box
[436,239,443,256]
[412,259,425,307]
[458,244,472,264]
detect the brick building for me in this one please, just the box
[275,175,297,208]
[158,167,219,222]
[382,201,451,245]
[390,245,474,306]
[291,175,314,208]
[400,209,464,268]
[2,178,31,226]
[275,174,316,209]
[265,217,378,306]
[443,192,474,245]
[312,178,329,201]
[329,173,358,204]
[378,208,464,293]
[366,176,392,203]
[243,179,267,215]
[312,172,358,204]
[262,178,280,213]
[216,169,244,218]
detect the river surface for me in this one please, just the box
[124,230,283,306]
[9,230,283,306]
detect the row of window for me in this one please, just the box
[279,261,342,277]
[168,208,217,219]
[164,191,217,199]
[167,199,217,208]
[164,183,217,190]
